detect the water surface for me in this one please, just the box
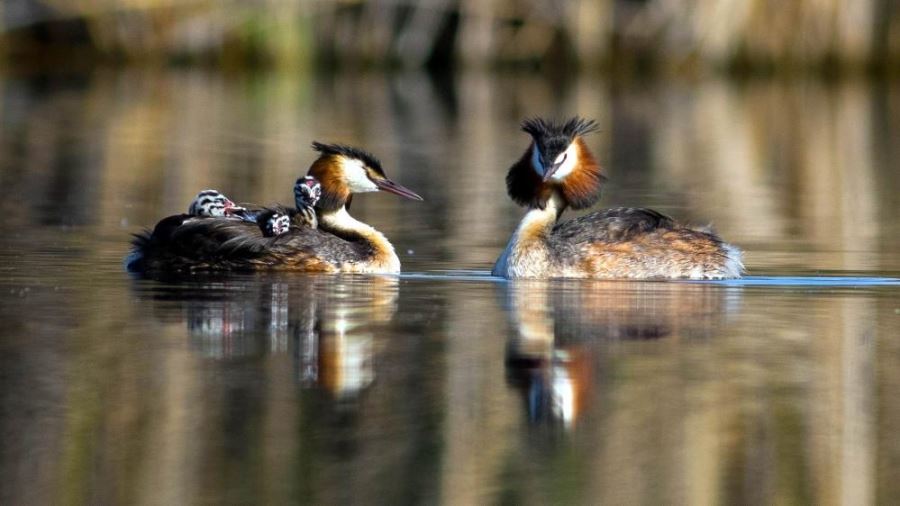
[1,70,899,504]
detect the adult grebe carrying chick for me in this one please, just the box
[128,142,422,274]
[492,117,743,279]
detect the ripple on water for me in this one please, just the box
[401,271,900,288]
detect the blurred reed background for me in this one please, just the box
[1,0,898,73]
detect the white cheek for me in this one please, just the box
[343,159,379,193]
[531,146,544,176]
[549,143,578,180]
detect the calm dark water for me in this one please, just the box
[1,70,899,504]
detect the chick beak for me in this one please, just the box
[542,162,563,182]
[223,199,247,216]
[374,178,424,201]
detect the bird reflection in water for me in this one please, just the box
[503,280,741,429]
[142,274,398,398]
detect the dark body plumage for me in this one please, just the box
[547,208,737,278]
[129,214,372,273]
[550,208,675,247]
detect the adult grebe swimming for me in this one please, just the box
[128,142,422,274]
[492,117,743,279]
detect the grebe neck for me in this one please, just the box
[522,191,565,230]
[492,192,565,277]
[319,206,400,272]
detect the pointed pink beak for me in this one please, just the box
[223,199,245,216]
[541,161,564,182]
[374,178,423,201]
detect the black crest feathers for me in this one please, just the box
[521,117,599,141]
[311,141,386,176]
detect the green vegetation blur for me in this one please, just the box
[1,0,898,74]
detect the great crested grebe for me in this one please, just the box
[128,142,422,273]
[492,117,743,279]
[255,176,322,236]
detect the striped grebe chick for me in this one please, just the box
[128,142,422,273]
[256,176,322,237]
[141,189,242,241]
[258,213,292,237]
[492,117,743,279]
[188,189,243,218]
[292,175,322,229]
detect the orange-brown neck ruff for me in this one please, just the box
[308,155,350,212]
[506,138,605,210]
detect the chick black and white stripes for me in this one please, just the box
[184,177,322,238]
[187,190,236,217]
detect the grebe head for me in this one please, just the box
[308,141,423,211]
[522,117,598,181]
[293,176,322,210]
[188,189,239,217]
[262,213,291,237]
[507,117,605,210]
